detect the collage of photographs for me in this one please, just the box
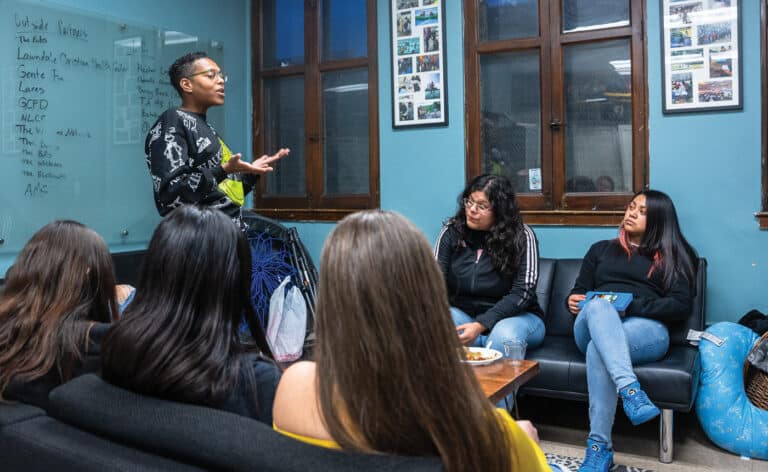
[392,0,446,127]
[663,0,740,112]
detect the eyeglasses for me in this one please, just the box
[187,69,228,83]
[462,197,491,213]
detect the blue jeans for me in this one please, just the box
[574,298,669,449]
[450,307,545,350]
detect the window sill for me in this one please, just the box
[253,208,625,225]
[756,212,768,229]
[250,207,361,222]
[522,210,624,226]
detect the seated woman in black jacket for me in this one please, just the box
[566,190,697,472]
[101,205,280,425]
[435,174,544,352]
[0,220,119,409]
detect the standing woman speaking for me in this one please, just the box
[567,190,698,472]
[435,174,544,351]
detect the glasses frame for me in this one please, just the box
[186,69,228,83]
[462,197,491,213]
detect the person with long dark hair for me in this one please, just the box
[101,205,279,424]
[566,190,698,472]
[0,221,119,409]
[435,174,544,352]
[272,211,550,471]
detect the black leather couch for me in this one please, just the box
[0,374,442,471]
[1,251,143,289]
[522,258,707,463]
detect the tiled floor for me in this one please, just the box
[519,396,767,472]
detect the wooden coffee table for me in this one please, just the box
[472,359,539,414]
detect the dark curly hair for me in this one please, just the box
[168,51,208,97]
[448,174,526,276]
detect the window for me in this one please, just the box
[464,0,648,224]
[252,0,379,221]
[760,0,768,228]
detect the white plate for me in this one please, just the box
[461,347,503,366]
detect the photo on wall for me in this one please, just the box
[399,99,415,121]
[423,72,441,100]
[671,72,693,104]
[390,0,448,127]
[396,11,412,37]
[660,0,741,113]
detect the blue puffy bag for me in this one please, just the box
[696,322,768,460]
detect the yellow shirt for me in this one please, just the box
[273,424,340,449]
[274,408,550,471]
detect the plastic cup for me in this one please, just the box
[503,340,527,365]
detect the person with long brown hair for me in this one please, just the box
[272,210,550,471]
[0,220,119,409]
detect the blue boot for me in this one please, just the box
[620,381,660,426]
[578,439,613,472]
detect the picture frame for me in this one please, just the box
[390,0,448,128]
[660,0,742,113]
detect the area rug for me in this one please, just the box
[545,452,655,472]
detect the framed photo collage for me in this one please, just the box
[390,0,448,128]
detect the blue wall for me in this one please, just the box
[4,0,766,324]
[294,0,768,324]
[0,0,251,276]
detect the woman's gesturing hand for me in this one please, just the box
[222,148,290,175]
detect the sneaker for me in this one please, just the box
[620,381,660,426]
[578,439,613,472]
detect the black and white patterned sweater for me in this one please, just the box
[144,108,257,220]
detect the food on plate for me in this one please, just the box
[462,347,496,361]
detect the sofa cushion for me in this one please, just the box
[0,411,201,471]
[670,258,707,346]
[541,259,582,337]
[0,401,45,427]
[536,259,556,316]
[49,374,443,472]
[523,336,700,411]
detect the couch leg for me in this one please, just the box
[659,409,674,463]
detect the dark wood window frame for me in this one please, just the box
[250,0,380,222]
[464,1,649,226]
[760,0,768,228]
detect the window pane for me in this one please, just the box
[263,77,306,196]
[322,69,369,195]
[564,40,631,193]
[322,0,367,61]
[562,0,629,33]
[263,0,304,67]
[480,52,541,194]
[479,0,538,41]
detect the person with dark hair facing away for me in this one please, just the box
[101,205,279,424]
[272,210,551,471]
[435,174,544,353]
[0,221,120,409]
[145,51,289,225]
[566,190,698,472]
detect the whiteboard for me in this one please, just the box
[0,0,225,257]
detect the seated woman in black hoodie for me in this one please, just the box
[435,174,544,352]
[0,220,119,409]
